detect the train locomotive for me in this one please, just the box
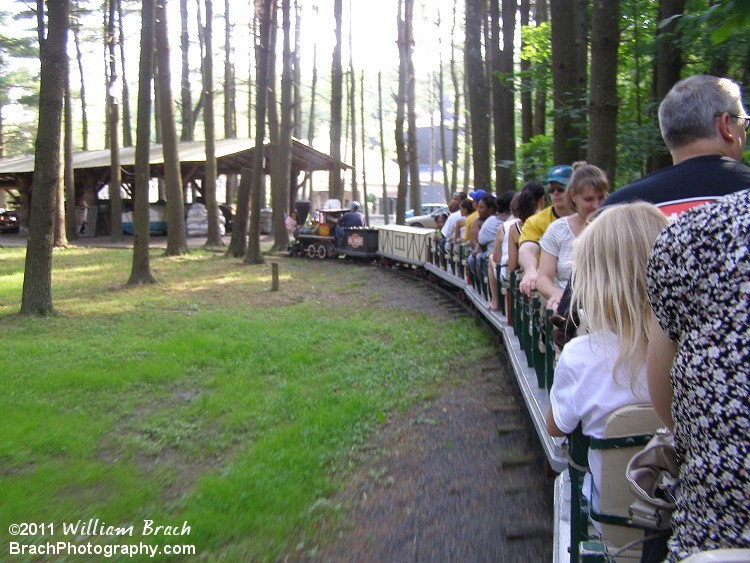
[288,200,383,261]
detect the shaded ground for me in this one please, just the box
[296,268,555,562]
[1,234,555,561]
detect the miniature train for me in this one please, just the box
[289,203,742,563]
[288,201,384,261]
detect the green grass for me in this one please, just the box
[0,246,492,561]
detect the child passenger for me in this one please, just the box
[545,202,669,503]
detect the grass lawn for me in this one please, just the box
[0,246,492,561]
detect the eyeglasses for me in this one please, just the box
[548,184,566,194]
[715,112,750,132]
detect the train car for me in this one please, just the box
[377,224,434,267]
[338,226,380,261]
[369,226,648,561]
[289,221,749,560]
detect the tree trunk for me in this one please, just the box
[129,0,157,285]
[533,0,548,137]
[72,3,89,151]
[574,0,588,160]
[520,0,532,144]
[245,0,272,265]
[360,70,369,224]
[494,0,516,191]
[156,0,188,256]
[306,39,317,200]
[247,12,257,139]
[266,4,282,243]
[395,0,408,224]
[328,0,343,201]
[180,0,193,141]
[378,71,389,224]
[450,1,460,193]
[293,0,302,140]
[64,64,76,241]
[118,0,133,147]
[350,70,359,204]
[202,0,223,247]
[437,10,450,204]
[405,0,420,214]
[272,0,292,251]
[223,0,236,141]
[550,0,581,166]
[21,0,69,316]
[650,0,685,171]
[227,167,250,257]
[223,0,237,206]
[588,0,620,181]
[465,0,491,189]
[108,0,123,241]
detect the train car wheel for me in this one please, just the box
[326,242,336,258]
[317,244,327,259]
[306,244,317,258]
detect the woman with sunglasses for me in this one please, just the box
[536,162,609,313]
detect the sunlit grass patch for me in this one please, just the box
[0,246,493,561]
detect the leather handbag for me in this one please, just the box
[626,429,680,531]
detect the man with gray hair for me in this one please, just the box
[603,75,750,215]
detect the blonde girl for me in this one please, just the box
[546,202,669,498]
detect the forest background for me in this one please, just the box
[4,1,750,193]
[4,0,750,314]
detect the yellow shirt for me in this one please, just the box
[464,211,478,241]
[518,206,558,246]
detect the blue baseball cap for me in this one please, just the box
[468,189,487,201]
[546,165,573,185]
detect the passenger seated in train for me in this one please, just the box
[476,192,512,279]
[647,189,750,562]
[440,191,468,253]
[536,162,609,313]
[465,189,486,240]
[490,185,544,310]
[518,164,572,297]
[333,201,364,247]
[481,190,515,308]
[467,194,499,286]
[505,183,545,277]
[545,203,669,510]
[432,212,449,266]
[454,199,475,241]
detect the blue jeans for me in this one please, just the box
[336,226,346,248]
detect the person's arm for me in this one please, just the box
[646,313,676,431]
[518,241,540,296]
[454,217,466,241]
[491,226,505,264]
[469,218,483,255]
[546,405,565,437]
[537,250,564,310]
[507,224,521,273]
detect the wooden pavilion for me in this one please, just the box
[0,138,349,233]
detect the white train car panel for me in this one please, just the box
[378,224,434,266]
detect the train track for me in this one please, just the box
[368,259,556,559]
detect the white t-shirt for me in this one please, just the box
[442,210,462,240]
[500,217,518,267]
[478,215,503,252]
[549,331,650,493]
[539,216,576,290]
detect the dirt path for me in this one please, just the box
[296,269,555,562]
